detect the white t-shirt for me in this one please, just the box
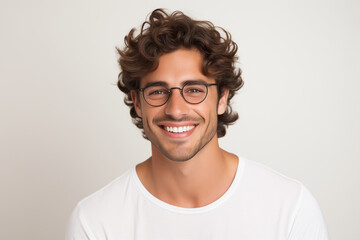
[65,156,328,240]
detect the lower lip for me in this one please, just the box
[160,126,197,139]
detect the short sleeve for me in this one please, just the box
[65,203,96,240]
[288,186,329,240]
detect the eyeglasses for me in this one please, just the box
[138,81,217,107]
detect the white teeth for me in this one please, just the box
[164,125,195,133]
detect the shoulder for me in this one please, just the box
[288,186,329,240]
[238,156,328,239]
[237,157,304,214]
[240,157,303,200]
[73,168,136,221]
[65,169,137,239]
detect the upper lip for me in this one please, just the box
[157,122,198,128]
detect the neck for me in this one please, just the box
[136,135,238,208]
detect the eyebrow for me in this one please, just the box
[143,80,208,88]
[143,81,168,88]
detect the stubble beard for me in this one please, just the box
[146,118,218,162]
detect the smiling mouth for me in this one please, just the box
[161,125,196,133]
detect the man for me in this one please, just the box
[66,9,328,240]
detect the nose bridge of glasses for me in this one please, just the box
[168,86,184,100]
[169,87,183,92]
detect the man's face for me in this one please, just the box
[131,48,228,162]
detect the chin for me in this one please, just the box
[159,145,200,162]
[164,153,196,162]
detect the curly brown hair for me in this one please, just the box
[117,9,244,138]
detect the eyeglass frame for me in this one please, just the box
[137,81,217,107]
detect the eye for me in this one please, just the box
[187,88,202,93]
[184,85,206,94]
[149,89,167,95]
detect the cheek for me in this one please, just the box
[141,107,160,125]
[141,111,153,136]
[194,102,218,122]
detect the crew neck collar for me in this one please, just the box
[132,155,245,214]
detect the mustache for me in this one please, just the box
[153,115,202,124]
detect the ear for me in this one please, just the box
[217,88,229,115]
[131,90,142,117]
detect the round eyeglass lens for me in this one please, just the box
[183,84,207,103]
[144,86,169,106]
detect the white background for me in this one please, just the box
[1,0,359,239]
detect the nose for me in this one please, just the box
[164,88,189,119]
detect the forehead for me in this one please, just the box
[140,48,213,87]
